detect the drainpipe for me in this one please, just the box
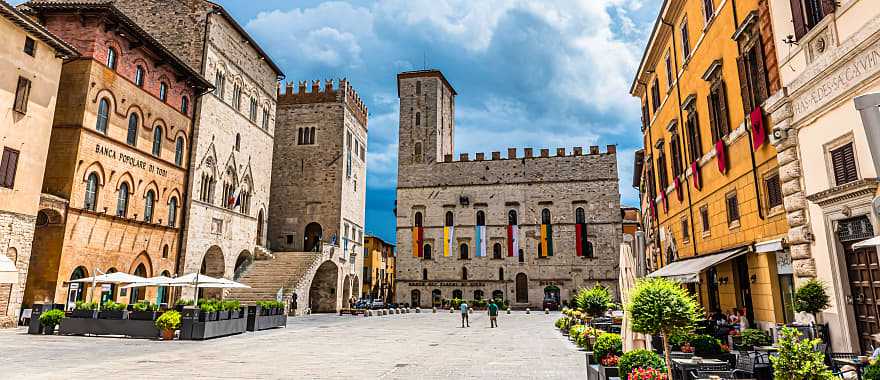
[661,17,700,259]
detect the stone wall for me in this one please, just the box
[0,212,36,326]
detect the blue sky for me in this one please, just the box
[22,0,662,244]
[222,0,663,244]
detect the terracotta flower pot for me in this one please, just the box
[161,329,174,340]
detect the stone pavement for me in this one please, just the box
[0,311,585,379]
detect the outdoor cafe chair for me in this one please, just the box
[689,369,751,380]
[670,352,695,359]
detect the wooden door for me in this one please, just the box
[845,243,880,352]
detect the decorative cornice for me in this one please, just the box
[806,178,880,207]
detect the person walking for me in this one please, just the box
[460,301,470,328]
[488,300,499,328]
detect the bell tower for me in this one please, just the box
[396,70,456,177]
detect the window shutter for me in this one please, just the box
[719,81,731,136]
[736,56,753,113]
[2,149,18,188]
[790,0,808,39]
[0,150,9,187]
[707,93,718,141]
[831,143,858,186]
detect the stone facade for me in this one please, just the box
[395,70,622,309]
[0,2,75,326]
[21,3,210,307]
[100,0,283,287]
[268,79,368,306]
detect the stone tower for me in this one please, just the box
[397,70,456,177]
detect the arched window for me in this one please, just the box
[474,290,484,300]
[476,210,485,226]
[493,243,502,259]
[144,190,155,222]
[452,289,463,300]
[116,182,129,217]
[414,142,422,162]
[423,244,432,260]
[445,211,454,226]
[134,65,145,87]
[96,98,110,133]
[84,173,99,211]
[214,72,225,98]
[499,267,504,280]
[162,244,169,258]
[159,82,167,101]
[415,112,421,126]
[492,290,504,302]
[576,207,586,224]
[414,212,423,227]
[168,197,178,227]
[462,267,468,280]
[235,133,241,152]
[541,208,551,224]
[152,126,163,156]
[126,113,138,146]
[106,47,117,69]
[422,268,428,281]
[508,210,518,225]
[459,243,468,260]
[175,137,185,166]
[297,128,303,144]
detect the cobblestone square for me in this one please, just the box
[0,311,584,379]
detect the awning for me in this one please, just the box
[853,236,880,249]
[647,247,749,283]
[0,254,17,284]
[755,238,784,253]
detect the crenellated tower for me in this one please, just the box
[397,70,457,177]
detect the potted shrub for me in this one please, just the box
[39,309,64,335]
[175,298,194,312]
[130,301,159,321]
[569,324,586,343]
[155,310,180,341]
[794,279,831,324]
[618,349,666,376]
[594,332,622,379]
[627,277,702,380]
[221,300,241,319]
[575,284,614,318]
[198,303,218,322]
[690,334,723,357]
[740,328,772,350]
[71,301,96,318]
[769,327,833,379]
[99,300,127,319]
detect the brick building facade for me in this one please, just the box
[21,2,210,307]
[395,70,622,309]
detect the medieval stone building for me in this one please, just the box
[395,70,622,309]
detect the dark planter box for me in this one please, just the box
[247,306,286,331]
[98,310,126,320]
[198,311,218,322]
[59,317,159,338]
[598,365,618,380]
[179,308,246,340]
[128,311,157,321]
[70,310,95,319]
[218,311,230,320]
[587,364,600,380]
[27,304,64,335]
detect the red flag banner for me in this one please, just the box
[751,106,766,149]
[660,190,668,213]
[674,176,683,201]
[691,161,702,191]
[715,139,728,174]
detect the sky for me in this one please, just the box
[24,0,664,244]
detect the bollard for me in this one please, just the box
[468,308,473,314]
[432,307,437,313]
[366,310,372,317]
[416,308,421,313]
[545,308,550,314]
[526,308,531,314]
[507,307,511,314]
[450,308,454,313]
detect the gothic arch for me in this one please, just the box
[129,251,154,278]
[124,104,145,123]
[91,88,119,115]
[81,161,107,185]
[141,180,160,199]
[165,188,182,205]
[114,171,135,191]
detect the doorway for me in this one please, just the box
[840,216,880,352]
[734,255,754,323]
[515,273,528,303]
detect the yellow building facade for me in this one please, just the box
[632,0,794,329]
[363,236,395,303]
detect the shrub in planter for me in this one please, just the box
[794,279,831,322]
[619,349,666,376]
[628,367,668,380]
[130,301,159,320]
[668,332,691,351]
[769,327,833,380]
[155,310,181,340]
[555,317,568,330]
[72,301,97,318]
[574,284,614,317]
[39,309,64,334]
[863,362,880,380]
[222,300,241,318]
[594,332,623,360]
[569,324,586,341]
[99,300,127,319]
[690,334,723,356]
[627,277,701,380]
[132,301,159,312]
[740,328,772,349]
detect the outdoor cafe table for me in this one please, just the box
[832,357,867,380]
[671,358,728,380]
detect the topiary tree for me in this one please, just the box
[575,284,614,317]
[618,349,666,375]
[770,327,833,380]
[594,332,623,361]
[794,279,831,322]
[627,277,702,380]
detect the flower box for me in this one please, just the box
[70,310,95,319]
[128,311,157,321]
[598,365,618,380]
[179,308,246,340]
[218,311,230,320]
[98,310,126,320]
[59,317,160,338]
[246,305,287,332]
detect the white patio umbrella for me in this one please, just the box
[69,272,148,284]
[0,254,17,284]
[119,275,176,289]
[619,243,648,352]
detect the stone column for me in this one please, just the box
[767,92,816,279]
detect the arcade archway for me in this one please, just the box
[308,261,339,313]
[303,222,323,252]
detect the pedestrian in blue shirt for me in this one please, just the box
[460,301,469,328]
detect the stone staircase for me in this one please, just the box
[227,251,323,305]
